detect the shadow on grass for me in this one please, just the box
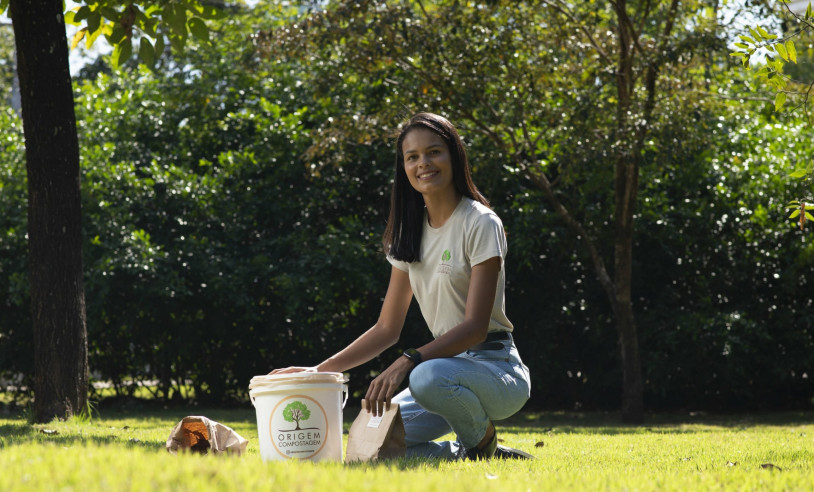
[496,409,814,435]
[0,422,33,440]
[0,423,165,451]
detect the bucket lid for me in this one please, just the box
[248,372,347,390]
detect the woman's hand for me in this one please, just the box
[364,355,414,416]
[269,366,317,375]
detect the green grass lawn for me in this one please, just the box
[1,406,812,491]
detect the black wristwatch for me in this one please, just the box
[403,348,423,366]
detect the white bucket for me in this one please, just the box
[249,372,348,462]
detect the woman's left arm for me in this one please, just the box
[363,257,500,413]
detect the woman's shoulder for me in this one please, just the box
[458,198,505,243]
[461,197,502,224]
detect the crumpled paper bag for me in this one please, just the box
[166,416,248,456]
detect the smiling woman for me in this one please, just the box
[271,113,532,461]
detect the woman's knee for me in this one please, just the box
[408,359,453,406]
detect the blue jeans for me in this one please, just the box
[392,334,530,459]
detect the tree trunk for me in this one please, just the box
[612,0,644,424]
[613,152,644,423]
[10,0,89,422]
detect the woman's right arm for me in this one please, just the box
[270,266,414,375]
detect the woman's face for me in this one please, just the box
[401,128,455,198]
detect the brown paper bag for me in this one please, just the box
[345,400,406,462]
[166,416,249,456]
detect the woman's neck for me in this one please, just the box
[424,191,462,228]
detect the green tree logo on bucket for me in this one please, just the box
[283,401,311,430]
[270,395,328,459]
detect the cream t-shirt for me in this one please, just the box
[388,197,513,338]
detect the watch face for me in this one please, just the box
[404,349,421,364]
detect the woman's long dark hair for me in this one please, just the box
[383,113,489,262]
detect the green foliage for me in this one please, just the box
[63,0,224,68]
[730,22,792,110]
[0,25,15,107]
[56,3,390,403]
[0,107,31,397]
[260,0,814,411]
[731,2,814,228]
[1,0,813,412]
[634,101,814,410]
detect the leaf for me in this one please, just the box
[112,37,133,68]
[0,0,8,14]
[73,5,90,23]
[142,17,159,37]
[789,209,800,219]
[739,35,755,45]
[85,20,105,49]
[786,41,797,64]
[196,3,224,19]
[789,169,808,179]
[107,25,126,45]
[749,27,762,41]
[776,43,788,62]
[188,17,209,42]
[164,4,187,37]
[807,3,812,20]
[734,42,749,50]
[139,38,156,68]
[757,26,776,40]
[87,10,102,35]
[774,92,786,112]
[155,35,166,59]
[169,33,186,52]
[99,6,119,21]
[71,28,86,50]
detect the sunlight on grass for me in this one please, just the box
[1,408,812,491]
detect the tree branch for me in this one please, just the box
[539,0,613,65]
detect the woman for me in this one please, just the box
[272,113,531,460]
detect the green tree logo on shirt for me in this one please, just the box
[442,250,451,262]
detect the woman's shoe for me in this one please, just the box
[494,444,534,460]
[460,427,498,461]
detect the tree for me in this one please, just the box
[1,0,218,422]
[6,0,88,423]
[268,0,732,422]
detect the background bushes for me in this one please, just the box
[1,2,812,412]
